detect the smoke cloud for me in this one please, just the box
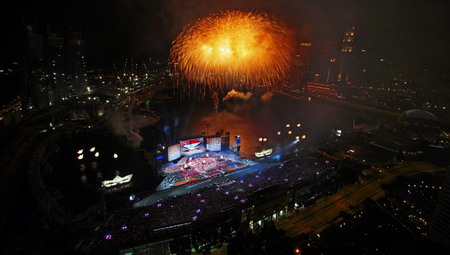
[261,91,274,102]
[223,89,253,101]
[109,111,160,148]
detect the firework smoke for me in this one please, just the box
[170,10,295,89]
[261,91,274,102]
[223,89,253,101]
[109,111,160,148]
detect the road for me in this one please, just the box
[276,90,399,118]
[278,162,445,237]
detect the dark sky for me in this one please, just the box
[1,0,450,70]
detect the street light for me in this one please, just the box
[288,130,292,135]
[259,137,263,142]
[263,138,267,142]
[286,124,290,128]
[277,131,281,135]
[302,135,306,140]
[297,123,301,127]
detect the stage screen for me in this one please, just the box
[167,143,181,162]
[207,137,222,151]
[180,137,206,156]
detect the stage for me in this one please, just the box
[157,150,252,190]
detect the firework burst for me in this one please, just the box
[170,10,295,90]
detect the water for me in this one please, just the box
[161,92,378,159]
[45,133,161,215]
[45,92,383,214]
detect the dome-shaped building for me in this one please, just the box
[398,109,438,129]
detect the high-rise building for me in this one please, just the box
[65,27,87,95]
[45,25,66,105]
[428,168,450,247]
[293,25,313,86]
[22,22,87,110]
[23,23,48,109]
[294,42,312,86]
[310,40,338,84]
[338,26,357,83]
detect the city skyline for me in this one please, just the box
[0,1,449,254]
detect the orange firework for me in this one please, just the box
[170,10,295,90]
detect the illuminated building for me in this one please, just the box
[294,42,313,85]
[46,25,66,105]
[22,23,87,110]
[23,23,48,109]
[311,40,338,84]
[65,27,87,95]
[338,26,357,83]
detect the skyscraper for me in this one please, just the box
[338,26,357,83]
[23,23,47,109]
[294,42,312,86]
[22,22,87,110]
[45,25,66,105]
[65,27,87,95]
[294,24,313,86]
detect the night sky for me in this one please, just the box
[1,0,450,74]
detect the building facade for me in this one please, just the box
[23,22,87,110]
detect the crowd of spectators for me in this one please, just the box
[89,157,335,252]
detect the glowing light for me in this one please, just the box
[113,153,118,159]
[77,149,83,154]
[297,123,301,127]
[90,147,95,152]
[95,152,99,157]
[170,10,295,89]
[263,138,267,142]
[259,137,263,142]
[77,154,84,160]
[295,136,300,140]
[286,124,290,128]
[277,131,281,135]
[288,130,292,135]
[302,135,306,140]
